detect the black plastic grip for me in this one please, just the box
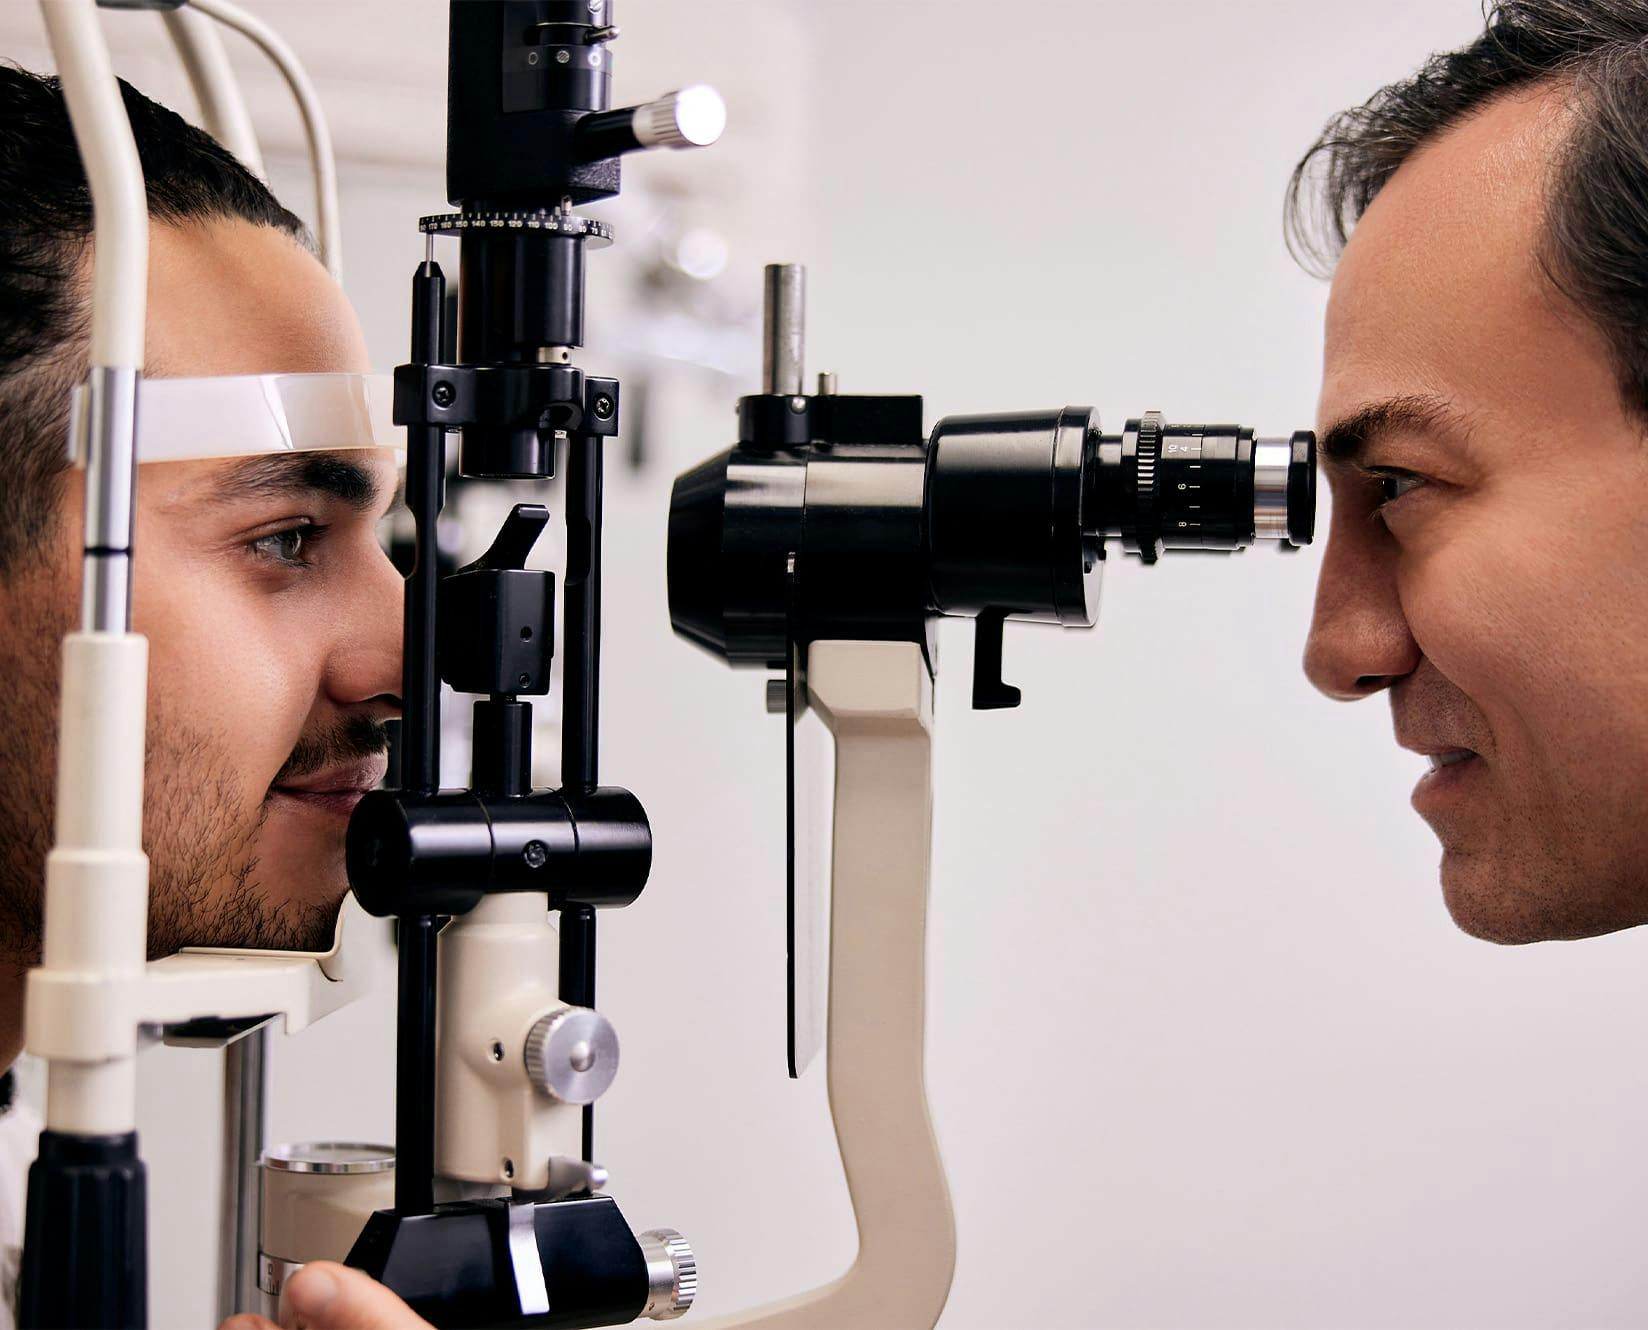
[19,1130,147,1329]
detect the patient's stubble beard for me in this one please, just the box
[0,600,339,965]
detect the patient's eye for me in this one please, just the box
[248,523,323,568]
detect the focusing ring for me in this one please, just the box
[1131,411,1164,564]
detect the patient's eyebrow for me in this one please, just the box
[1319,393,1467,466]
[202,453,386,512]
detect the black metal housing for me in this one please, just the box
[669,394,1316,686]
[447,1,620,208]
[347,1196,648,1329]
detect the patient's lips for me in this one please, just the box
[270,756,388,819]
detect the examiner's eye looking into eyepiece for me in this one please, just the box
[1370,468,1426,511]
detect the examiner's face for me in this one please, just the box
[1304,86,1648,943]
[26,220,402,957]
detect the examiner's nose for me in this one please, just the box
[1303,537,1419,700]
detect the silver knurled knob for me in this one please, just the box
[523,1006,620,1105]
[632,85,727,150]
[638,1228,697,1320]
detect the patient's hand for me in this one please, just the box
[219,1262,434,1330]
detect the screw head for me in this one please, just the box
[527,49,540,66]
[555,48,571,64]
[524,840,549,869]
[593,394,615,420]
[788,396,807,414]
[431,380,455,407]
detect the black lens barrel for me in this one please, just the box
[1087,414,1315,561]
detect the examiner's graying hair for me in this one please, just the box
[1288,0,1648,418]
[0,66,309,576]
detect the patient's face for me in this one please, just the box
[0,219,402,962]
[1304,86,1648,943]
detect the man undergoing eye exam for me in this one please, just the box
[1298,0,1648,947]
[0,67,406,1327]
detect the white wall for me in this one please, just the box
[19,2,1648,1327]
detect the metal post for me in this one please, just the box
[762,264,805,397]
[217,1025,269,1319]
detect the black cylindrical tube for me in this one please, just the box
[573,107,643,162]
[562,787,652,903]
[455,232,585,478]
[925,407,1100,626]
[471,699,531,799]
[459,231,585,361]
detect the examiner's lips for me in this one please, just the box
[270,756,388,819]
[1408,746,1483,813]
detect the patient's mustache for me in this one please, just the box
[271,715,390,787]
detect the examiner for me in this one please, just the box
[1297,0,1648,945]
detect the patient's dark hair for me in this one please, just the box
[0,65,309,576]
[1287,0,1648,417]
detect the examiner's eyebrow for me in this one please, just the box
[1319,393,1467,466]
[201,453,386,513]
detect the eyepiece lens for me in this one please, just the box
[1286,430,1316,546]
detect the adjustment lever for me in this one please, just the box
[971,610,1021,710]
[466,502,550,573]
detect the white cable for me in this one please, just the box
[186,0,342,281]
[160,5,266,179]
[41,0,147,369]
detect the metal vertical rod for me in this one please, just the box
[561,434,602,793]
[216,1026,268,1319]
[403,256,446,797]
[395,917,438,1213]
[762,263,805,396]
[561,429,604,1161]
[394,255,447,1215]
